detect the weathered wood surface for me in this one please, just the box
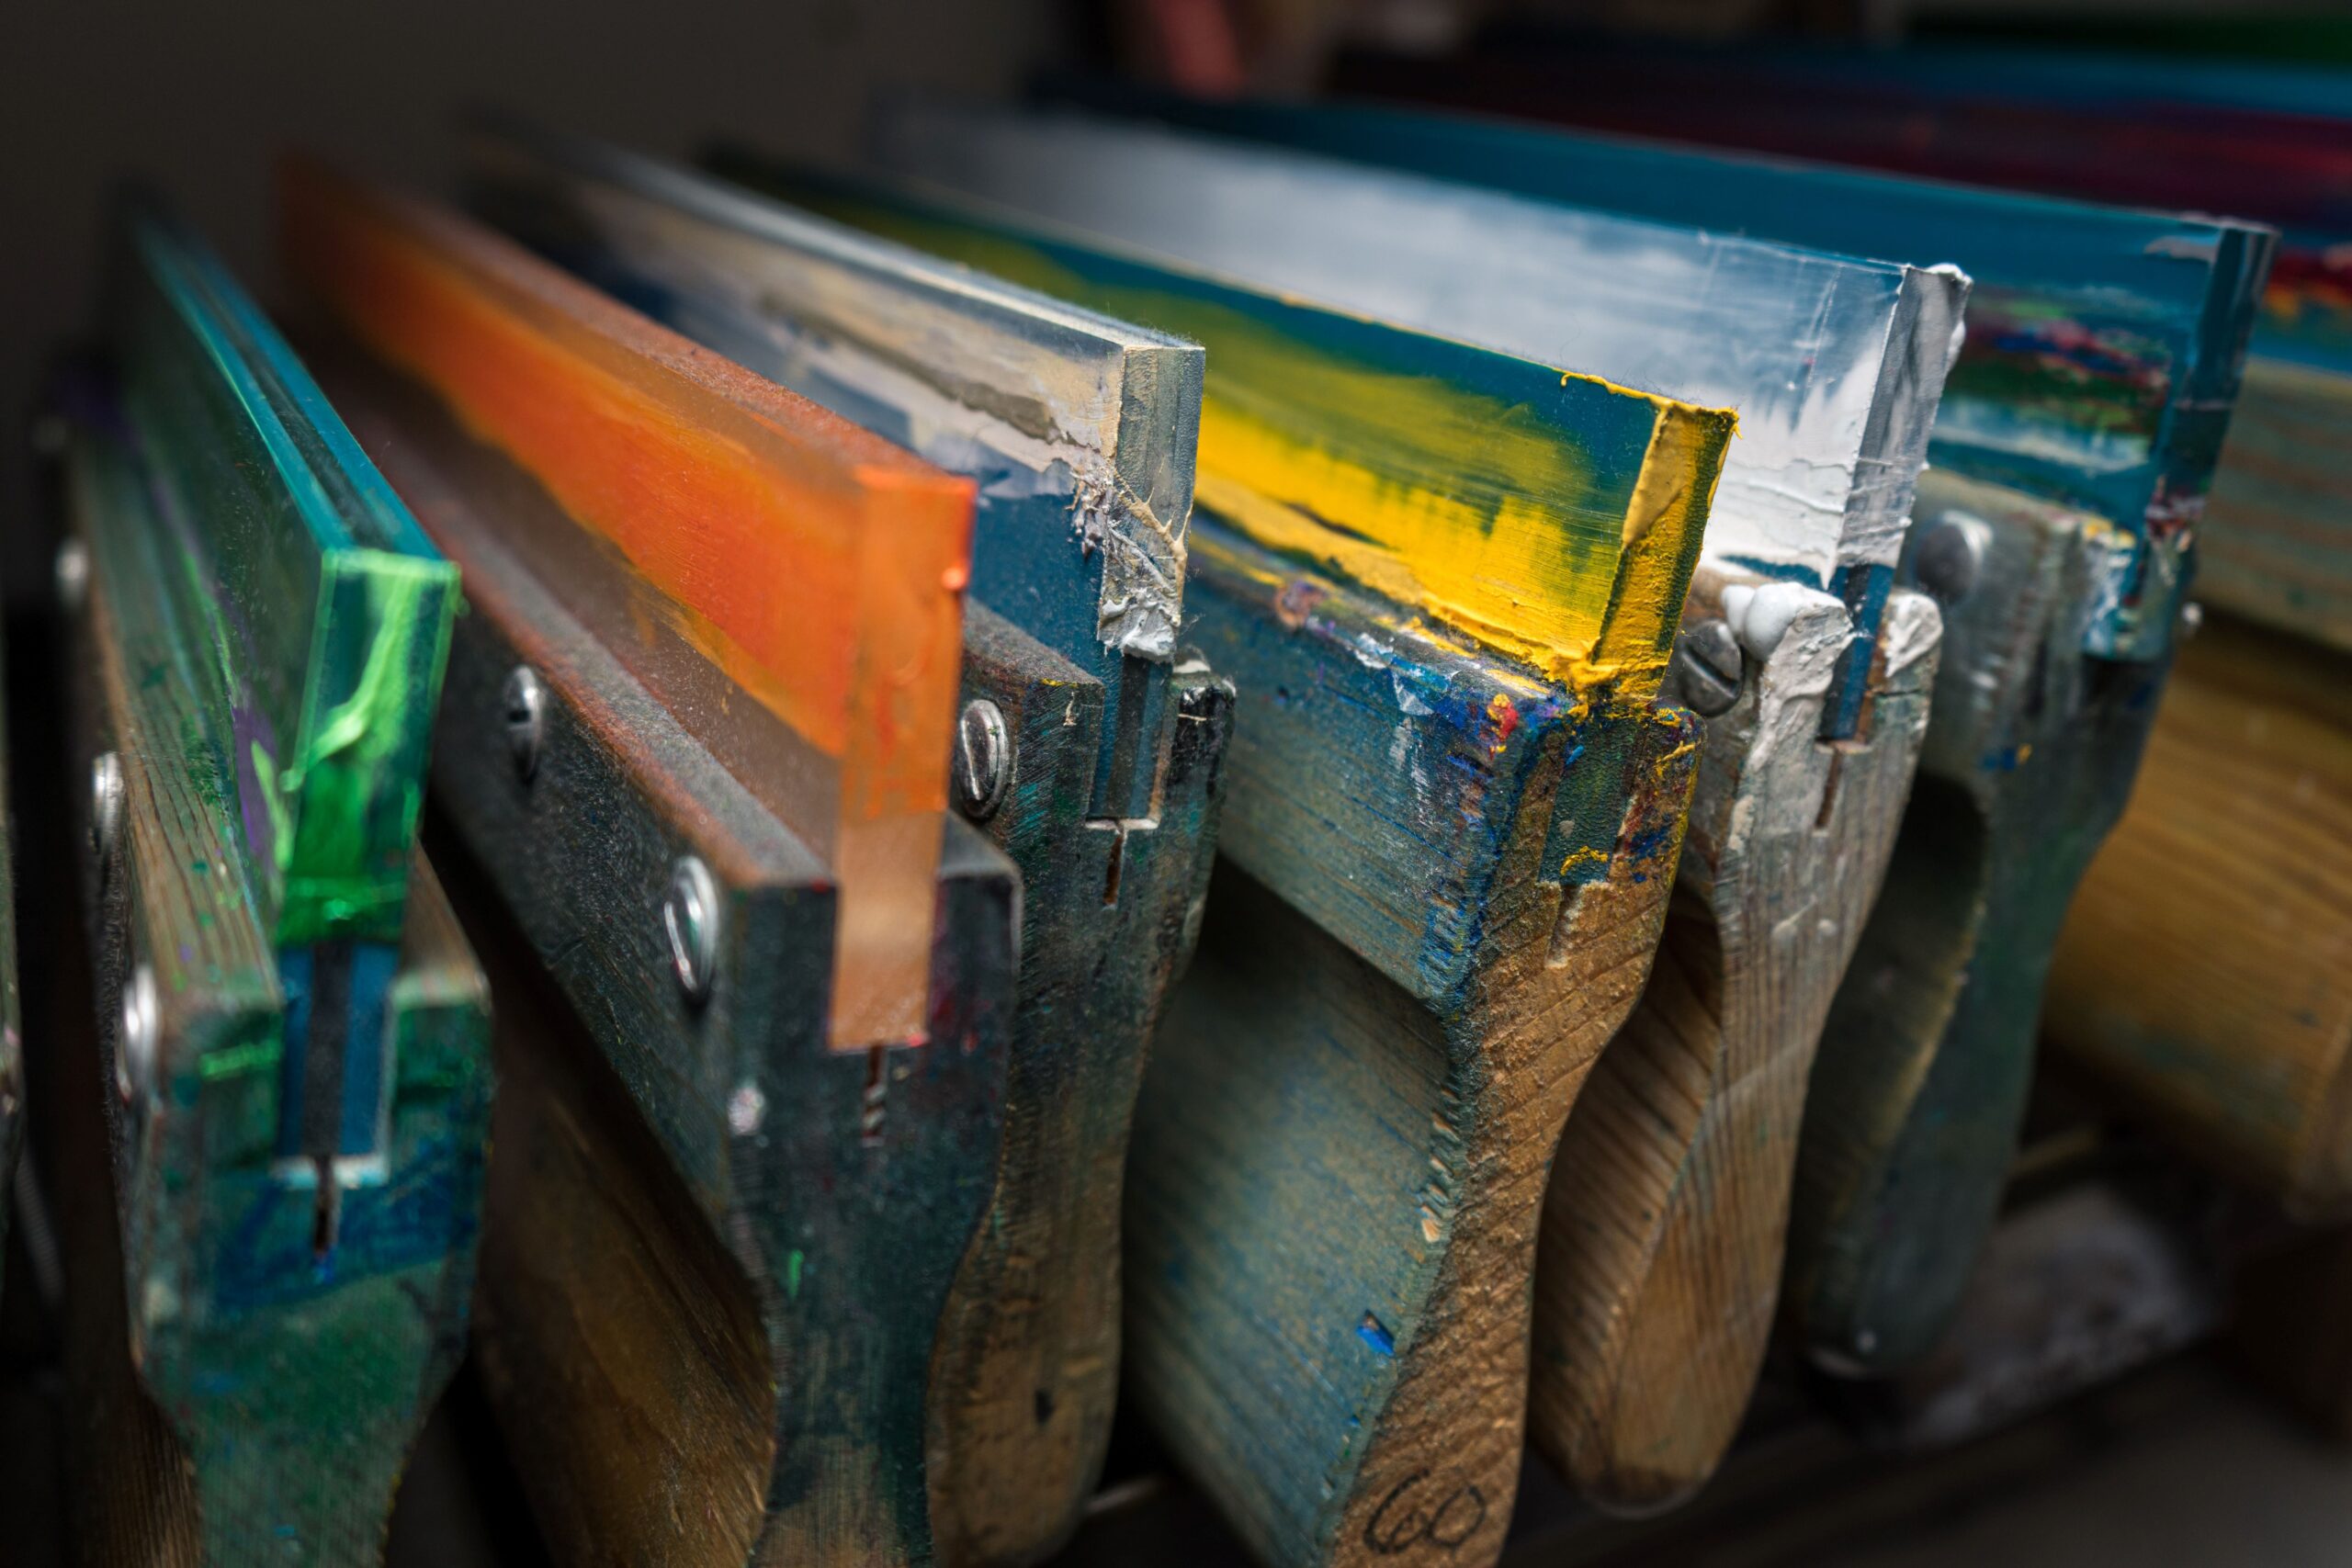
[733,156,1731,1566]
[459,130,1232,1565]
[927,608,1233,1568]
[2200,359,2352,655]
[2044,614,2352,1216]
[1124,528,1700,1568]
[1784,469,2172,1375]
[283,160,977,1051]
[1528,574,1940,1510]
[1125,90,2274,666]
[56,278,488,1562]
[334,355,1017,1567]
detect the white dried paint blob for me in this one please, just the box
[1879,589,1946,678]
[1720,580,1840,662]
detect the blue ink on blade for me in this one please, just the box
[1358,1312,1396,1356]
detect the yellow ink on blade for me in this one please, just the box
[800,194,1731,696]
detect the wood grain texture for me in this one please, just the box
[62,405,491,1567]
[1526,573,1941,1511]
[383,376,1016,1567]
[2199,358,2352,655]
[283,159,977,1050]
[925,608,1235,1568]
[1784,469,2172,1375]
[1121,525,1699,1568]
[2045,614,2352,1215]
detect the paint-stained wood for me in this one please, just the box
[857,102,1963,735]
[282,161,978,1051]
[458,130,1233,1564]
[927,612,1232,1568]
[1529,574,1940,1510]
[876,106,1973,1510]
[51,207,490,1558]
[1127,530,1700,1568]
[1784,470,2172,1374]
[2045,614,2352,1215]
[1145,89,2274,665]
[63,419,489,1562]
[713,154,1729,699]
[735,157,1732,1566]
[332,350,1017,1568]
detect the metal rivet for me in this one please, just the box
[54,537,89,615]
[118,962,158,1106]
[953,698,1011,820]
[91,751,125,867]
[1673,620,1744,718]
[663,856,719,1005]
[1914,515,1987,607]
[503,667,546,782]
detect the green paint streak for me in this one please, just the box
[786,1249,805,1300]
[198,1039,283,1082]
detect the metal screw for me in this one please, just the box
[91,751,125,867]
[53,537,89,615]
[503,667,546,782]
[663,855,719,1006]
[953,698,1012,820]
[1672,620,1744,718]
[1914,515,1988,607]
[118,962,158,1106]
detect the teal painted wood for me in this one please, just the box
[861,101,1964,738]
[110,196,457,951]
[59,404,490,1566]
[927,604,1233,1568]
[326,348,1018,1568]
[706,154,1730,1563]
[1787,468,2172,1374]
[1064,89,2275,664]
[1120,521,1700,1567]
[462,120,1204,821]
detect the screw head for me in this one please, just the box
[118,962,158,1106]
[662,855,719,1006]
[1914,515,1988,607]
[91,751,125,867]
[503,667,547,782]
[2178,601,2205,642]
[953,698,1012,820]
[1672,619,1744,718]
[54,537,89,615]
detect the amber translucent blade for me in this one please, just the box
[282,159,976,1048]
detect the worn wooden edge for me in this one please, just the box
[1529,571,1942,1512]
[1788,470,2173,1375]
